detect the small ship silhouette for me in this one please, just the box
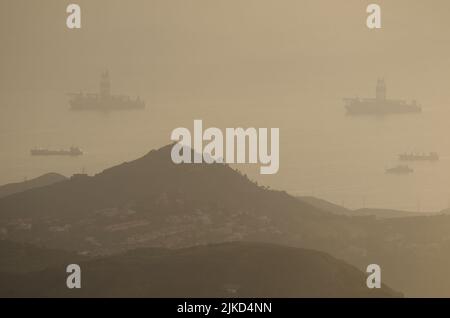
[344,79,421,115]
[68,71,145,111]
[30,147,83,157]
[385,165,413,174]
[399,152,439,161]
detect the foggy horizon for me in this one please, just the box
[2,1,450,211]
[3,0,450,301]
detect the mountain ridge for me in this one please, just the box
[0,172,66,199]
[2,144,450,296]
[0,240,400,298]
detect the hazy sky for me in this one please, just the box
[2,1,450,211]
[2,0,450,96]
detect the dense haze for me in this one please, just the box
[2,0,450,210]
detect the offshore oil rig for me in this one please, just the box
[399,152,439,162]
[30,146,83,157]
[344,79,421,115]
[68,71,145,111]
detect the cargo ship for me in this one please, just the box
[68,71,145,111]
[399,152,439,161]
[385,165,413,174]
[30,147,83,157]
[344,79,421,115]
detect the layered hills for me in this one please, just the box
[1,144,450,296]
[0,240,398,297]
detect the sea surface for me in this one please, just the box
[1,88,449,212]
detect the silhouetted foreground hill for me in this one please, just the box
[0,173,66,199]
[0,144,345,255]
[0,241,399,298]
[2,144,450,296]
[0,240,86,274]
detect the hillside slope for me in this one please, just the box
[0,173,66,199]
[0,241,400,298]
[2,144,450,296]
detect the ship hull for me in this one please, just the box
[385,166,414,174]
[30,150,82,156]
[399,155,438,161]
[345,100,421,115]
[69,97,145,111]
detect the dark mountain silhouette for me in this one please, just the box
[1,144,450,296]
[298,196,432,219]
[0,241,400,298]
[0,144,353,255]
[0,240,86,274]
[298,196,352,216]
[352,208,433,218]
[0,173,66,199]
